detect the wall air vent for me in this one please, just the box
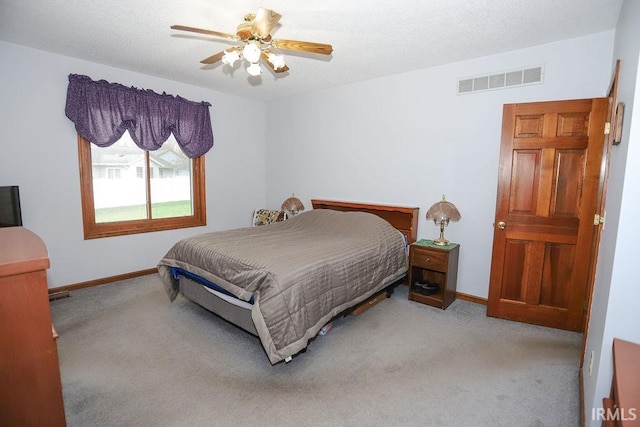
[457,65,544,95]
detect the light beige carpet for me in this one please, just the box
[50,274,582,426]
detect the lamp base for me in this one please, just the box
[432,237,450,246]
[433,221,450,245]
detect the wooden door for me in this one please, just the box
[487,98,608,332]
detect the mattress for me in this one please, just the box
[158,209,408,364]
[179,275,257,335]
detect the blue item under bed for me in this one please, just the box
[170,267,255,305]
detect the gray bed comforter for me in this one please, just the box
[157,209,408,364]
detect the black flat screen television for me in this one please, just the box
[0,186,23,227]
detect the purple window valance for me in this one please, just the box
[64,74,213,158]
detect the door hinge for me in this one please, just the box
[604,122,611,135]
[594,213,605,226]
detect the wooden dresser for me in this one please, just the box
[0,227,66,426]
[602,338,640,427]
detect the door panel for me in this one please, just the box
[539,243,574,308]
[500,240,529,302]
[509,150,540,213]
[552,150,585,217]
[487,98,608,332]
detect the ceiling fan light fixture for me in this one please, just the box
[221,49,240,66]
[242,43,262,64]
[247,62,262,76]
[172,7,333,78]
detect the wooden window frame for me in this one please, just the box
[77,135,206,239]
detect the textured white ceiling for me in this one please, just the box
[0,0,623,101]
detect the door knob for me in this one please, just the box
[497,221,506,229]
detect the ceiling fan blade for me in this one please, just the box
[171,25,236,40]
[200,51,225,64]
[261,51,289,74]
[271,39,333,55]
[251,8,281,38]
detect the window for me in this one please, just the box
[77,132,206,239]
[66,74,213,239]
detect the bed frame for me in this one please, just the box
[310,199,419,244]
[178,199,419,339]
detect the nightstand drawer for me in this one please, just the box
[410,248,447,271]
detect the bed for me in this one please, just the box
[157,199,419,364]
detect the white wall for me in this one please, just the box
[265,31,615,299]
[583,0,640,424]
[0,40,267,288]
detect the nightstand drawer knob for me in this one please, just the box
[425,258,430,262]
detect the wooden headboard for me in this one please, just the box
[311,199,419,244]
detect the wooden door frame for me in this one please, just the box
[579,60,620,368]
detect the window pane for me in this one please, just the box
[91,133,147,223]
[149,136,194,219]
[78,132,205,239]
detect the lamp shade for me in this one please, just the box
[242,42,262,63]
[267,53,286,70]
[247,62,262,76]
[281,194,304,215]
[222,49,240,66]
[426,195,461,245]
[426,197,461,223]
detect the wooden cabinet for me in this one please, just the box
[0,227,66,426]
[408,240,459,309]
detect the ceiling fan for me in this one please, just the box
[171,7,333,76]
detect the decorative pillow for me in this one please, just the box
[252,209,288,226]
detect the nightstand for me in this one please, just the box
[408,239,459,309]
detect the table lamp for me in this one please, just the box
[426,195,461,245]
[281,194,305,216]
